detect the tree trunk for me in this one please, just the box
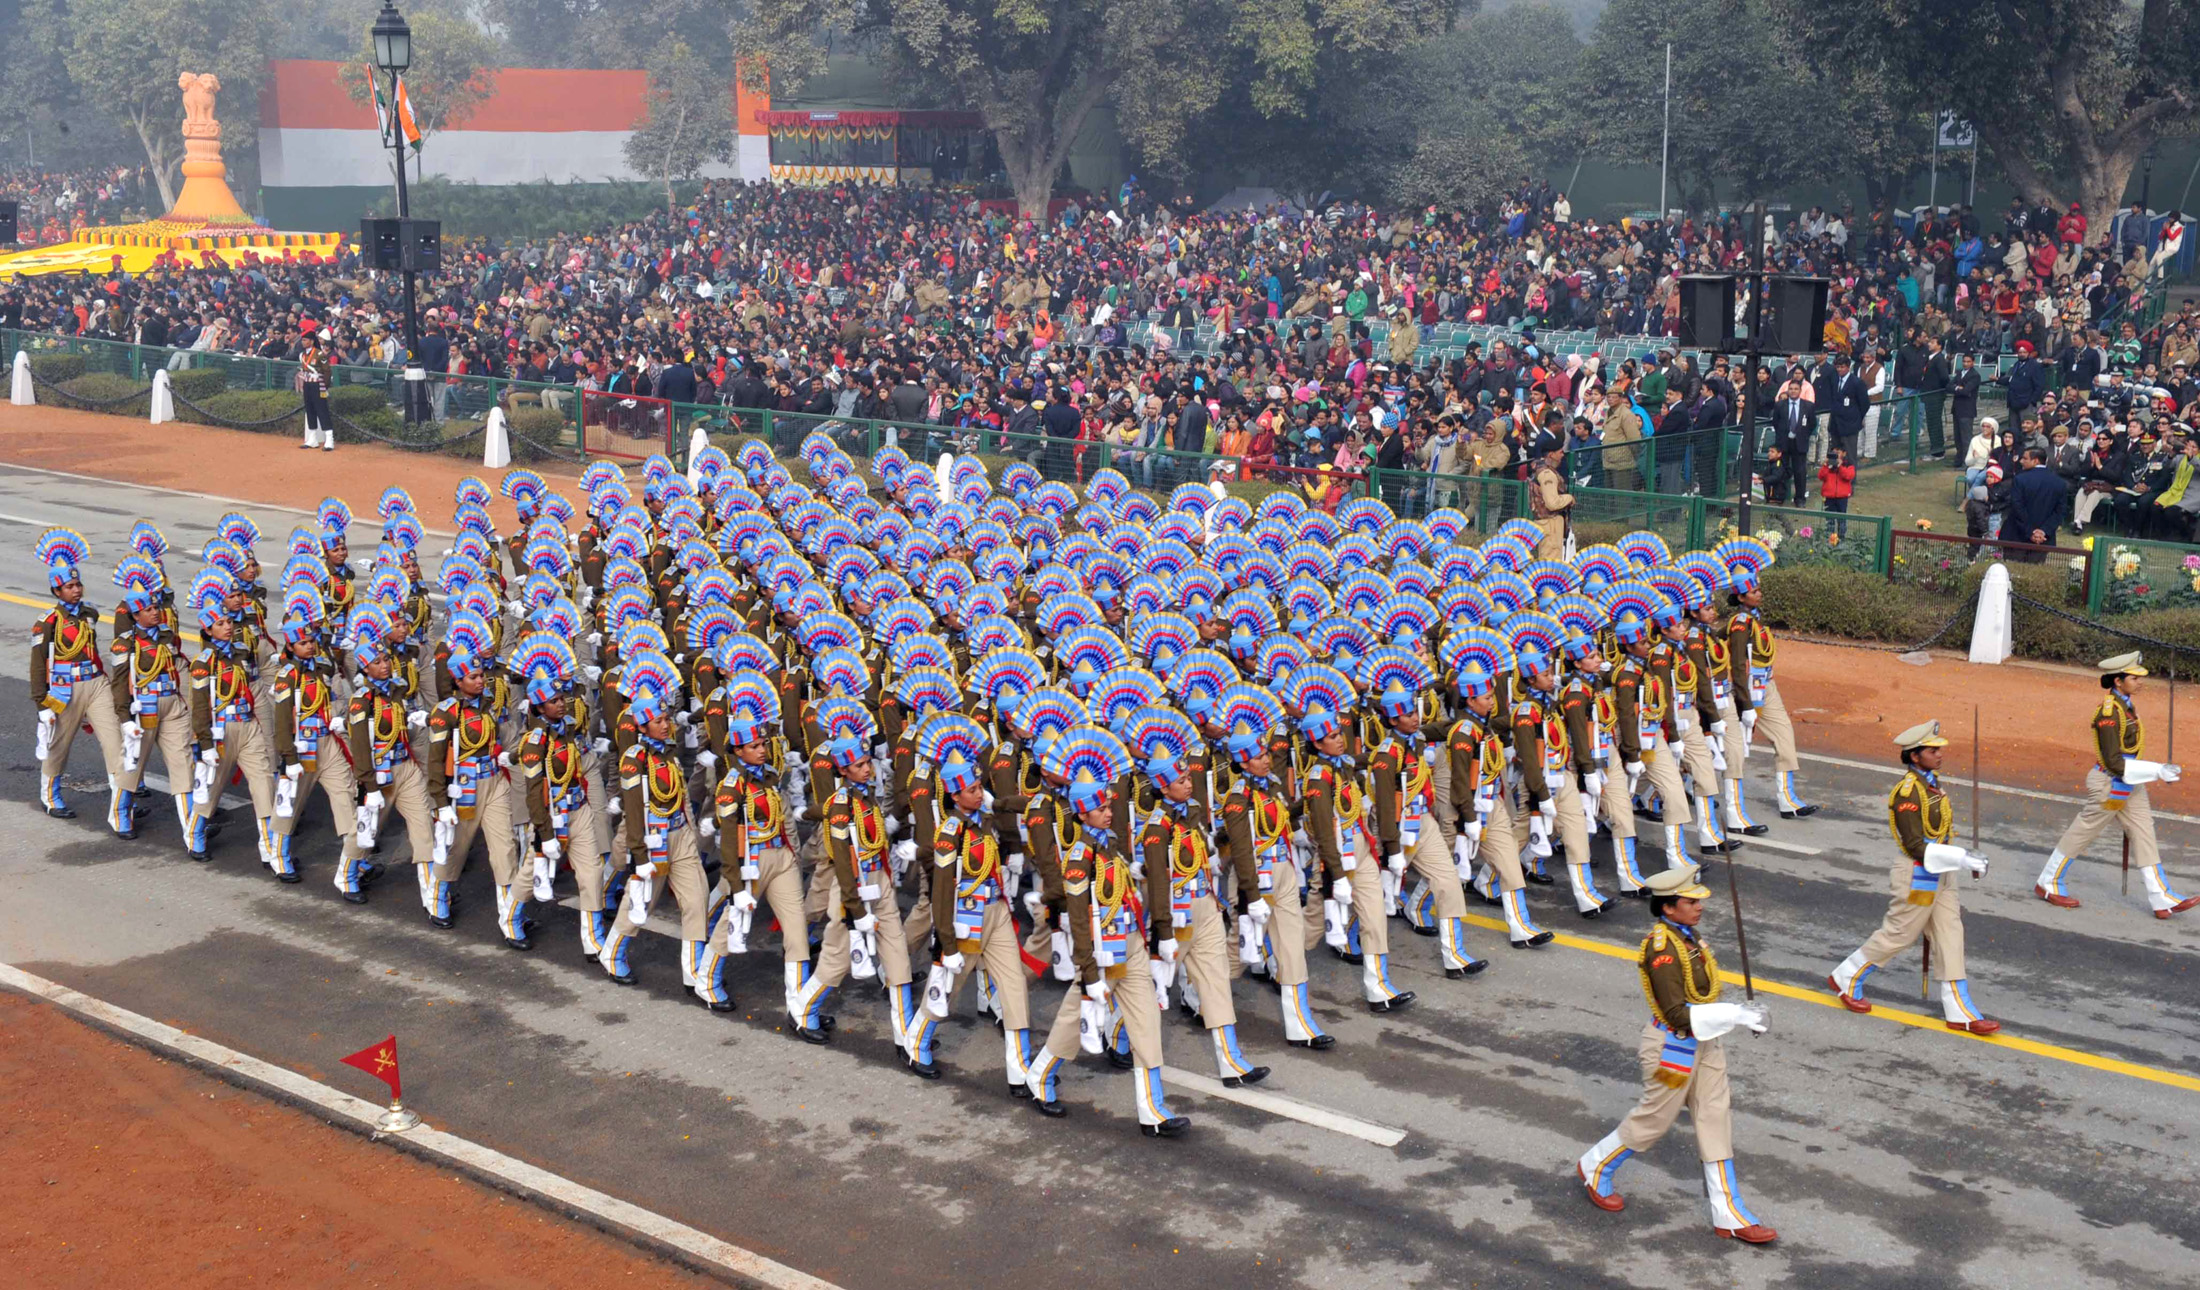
[998,133,1056,220]
[133,114,177,210]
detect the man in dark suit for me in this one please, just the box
[1828,354,1868,459]
[655,351,697,406]
[1920,336,1952,459]
[2005,447,2067,561]
[1770,375,1814,504]
[1950,351,1982,458]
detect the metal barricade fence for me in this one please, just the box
[580,390,674,462]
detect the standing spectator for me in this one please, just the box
[1818,446,1857,538]
[1597,384,1644,494]
[2005,447,2068,560]
[1950,351,1982,461]
[1828,355,1867,461]
[1770,375,1813,504]
[2004,339,2046,427]
[1042,385,1082,480]
[416,317,451,422]
[1919,335,1951,459]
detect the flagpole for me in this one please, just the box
[1659,44,1672,219]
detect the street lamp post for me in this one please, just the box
[371,2,423,424]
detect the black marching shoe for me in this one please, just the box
[606,968,637,986]
[342,890,369,905]
[1445,960,1490,979]
[1035,1098,1068,1118]
[906,1054,942,1080]
[697,994,736,1013]
[1222,1066,1270,1089]
[1581,899,1617,919]
[429,914,456,929]
[1369,991,1417,1014]
[1510,931,1556,948]
[46,804,77,820]
[1141,1116,1191,1139]
[1779,805,1821,820]
[1620,887,1651,900]
[1408,921,1438,937]
[1009,1083,1034,1101]
[277,870,302,885]
[1525,871,1555,886]
[503,934,533,951]
[187,849,211,863]
[1332,948,1364,965]
[357,862,386,886]
[785,1012,830,1044]
[1287,1035,1337,1051]
[1104,1047,1134,1070]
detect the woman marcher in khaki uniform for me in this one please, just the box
[1575,865,1776,1244]
[2035,653,2196,918]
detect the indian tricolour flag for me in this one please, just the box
[366,66,423,153]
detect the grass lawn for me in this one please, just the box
[1851,460,1970,534]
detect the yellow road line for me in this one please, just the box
[0,590,202,645]
[1460,913,2200,1095]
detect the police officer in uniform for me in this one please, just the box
[2035,653,2195,917]
[1829,721,2000,1033]
[1575,864,1776,1244]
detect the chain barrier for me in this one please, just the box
[1784,587,1981,656]
[2009,592,2200,670]
[24,368,154,410]
[169,388,310,430]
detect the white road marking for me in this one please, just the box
[1738,835,1823,856]
[0,510,59,527]
[139,771,252,813]
[1162,1067,1408,1147]
[0,962,843,1290]
[1794,750,2200,824]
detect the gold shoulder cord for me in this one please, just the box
[1635,924,1722,1019]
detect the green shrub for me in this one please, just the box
[168,367,227,402]
[330,384,391,416]
[506,406,570,440]
[1757,564,1945,644]
[183,389,303,434]
[28,353,85,384]
[56,372,151,412]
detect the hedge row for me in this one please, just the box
[1759,560,2200,671]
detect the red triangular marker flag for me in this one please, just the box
[340,1034,402,1101]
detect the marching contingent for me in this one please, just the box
[23,433,2194,1247]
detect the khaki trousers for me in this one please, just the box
[1595,766,1636,840]
[269,733,361,857]
[1341,834,1388,957]
[613,823,709,941]
[1853,860,1966,981]
[1040,934,1161,1068]
[116,694,193,798]
[438,771,526,918]
[813,869,914,991]
[1748,680,1800,773]
[2053,766,2161,868]
[939,899,1030,1030]
[712,843,808,963]
[370,757,439,867]
[1636,736,1693,834]
[41,674,122,779]
[1168,893,1235,1030]
[1476,789,1528,891]
[564,800,612,912]
[1617,1024,1733,1161]
[1263,859,1312,988]
[194,718,278,833]
[1674,710,1718,790]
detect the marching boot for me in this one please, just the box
[1939,979,2002,1034]
[692,941,735,1011]
[107,780,137,839]
[1576,1130,1632,1212]
[597,923,638,985]
[2033,850,2081,907]
[272,831,301,884]
[786,961,831,1043]
[1437,917,1486,979]
[1612,835,1648,897]
[1775,770,1818,818]
[1724,777,1769,837]
[1697,793,1736,854]
[1704,1160,1777,1243]
[1502,889,1553,948]
[1134,1066,1190,1138]
[1004,1029,1033,1098]
[1023,1039,1068,1116]
[1279,982,1334,1050]
[40,773,74,819]
[1827,949,1875,1013]
[1211,1024,1269,1088]
[1363,954,1415,1012]
[2139,864,2200,919]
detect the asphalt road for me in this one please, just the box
[3,463,2197,1289]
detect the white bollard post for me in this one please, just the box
[685,422,711,487]
[1967,561,2013,665]
[150,368,175,424]
[482,406,511,468]
[10,350,32,406]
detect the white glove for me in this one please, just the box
[891,839,917,865]
[1709,719,1727,739]
[122,719,143,739]
[1245,896,1271,923]
[2123,758,2171,785]
[696,750,719,771]
[1386,851,1406,873]
[365,791,386,810]
[1084,980,1109,1001]
[1538,795,1557,824]
[853,913,878,933]
[2164,763,2185,784]
[732,889,758,913]
[496,751,512,769]
[408,709,429,728]
[437,805,459,825]
[1742,709,1758,739]
[1583,771,1604,804]
[542,838,562,862]
[942,952,966,972]
[1964,852,1991,879]
[1158,938,1178,964]
[592,737,612,756]
[200,748,220,766]
[1922,842,1970,875]
[283,760,303,780]
[698,813,717,838]
[1688,1001,1768,1040]
[586,631,602,649]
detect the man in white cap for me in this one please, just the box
[1827,720,2000,1033]
[1575,863,1776,1245]
[2035,653,2196,918]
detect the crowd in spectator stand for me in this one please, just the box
[0,177,2187,543]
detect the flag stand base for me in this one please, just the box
[376,1100,422,1134]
